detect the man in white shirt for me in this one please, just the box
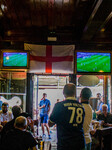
[80,88,93,150]
[0,102,13,126]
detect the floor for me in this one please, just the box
[38,126,57,150]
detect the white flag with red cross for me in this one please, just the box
[24,44,74,74]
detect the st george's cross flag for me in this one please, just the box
[24,43,74,74]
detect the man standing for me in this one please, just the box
[48,83,85,150]
[80,88,93,150]
[96,93,104,114]
[39,93,51,139]
[0,102,13,126]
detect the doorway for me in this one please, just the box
[33,75,69,120]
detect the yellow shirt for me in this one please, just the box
[82,103,93,144]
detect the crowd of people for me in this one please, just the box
[0,83,112,150]
[0,103,38,150]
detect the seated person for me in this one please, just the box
[0,102,13,126]
[19,112,35,136]
[97,104,112,127]
[1,116,38,150]
[1,105,22,140]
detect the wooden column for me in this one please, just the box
[111,75,112,113]
[103,75,108,104]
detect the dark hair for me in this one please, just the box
[12,105,21,118]
[80,88,92,100]
[43,93,47,96]
[19,112,31,118]
[97,93,101,96]
[2,102,9,107]
[63,83,75,97]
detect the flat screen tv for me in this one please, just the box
[1,50,29,69]
[77,52,111,73]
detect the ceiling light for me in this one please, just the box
[7,31,12,36]
[47,37,57,41]
[64,0,69,3]
[100,28,105,32]
[0,10,2,16]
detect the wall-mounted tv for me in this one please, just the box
[77,52,111,73]
[1,50,29,69]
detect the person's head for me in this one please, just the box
[57,99,60,103]
[19,112,32,125]
[63,83,76,98]
[12,105,22,118]
[102,104,108,115]
[2,102,9,113]
[19,112,31,118]
[97,93,101,100]
[80,88,92,101]
[14,116,27,130]
[43,93,47,99]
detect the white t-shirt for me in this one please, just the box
[82,103,93,144]
[0,110,13,123]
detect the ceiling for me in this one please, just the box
[0,0,112,47]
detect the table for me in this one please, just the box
[91,127,112,150]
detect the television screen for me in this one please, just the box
[2,51,29,68]
[77,52,111,73]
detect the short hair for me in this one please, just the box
[14,116,27,128]
[102,104,108,109]
[12,105,22,118]
[97,93,101,96]
[43,93,47,96]
[63,83,76,97]
[80,88,92,100]
[19,112,31,118]
[2,102,9,107]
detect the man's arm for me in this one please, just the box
[38,105,45,110]
[48,103,59,127]
[96,110,101,114]
[48,104,50,114]
[48,120,55,127]
[96,103,103,114]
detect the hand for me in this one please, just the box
[90,129,96,135]
[103,123,110,127]
[100,121,104,126]
[1,121,8,126]
[27,118,34,132]
[42,104,45,108]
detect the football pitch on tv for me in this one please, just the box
[77,55,110,72]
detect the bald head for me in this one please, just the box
[63,83,76,98]
[14,116,27,129]
[102,104,108,116]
